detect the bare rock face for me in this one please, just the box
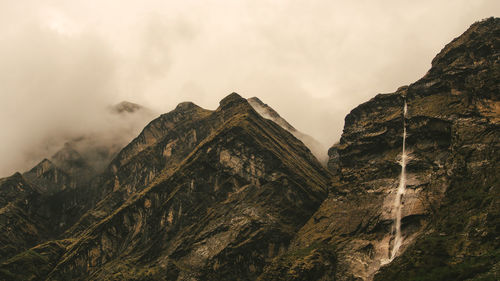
[260,17,499,281]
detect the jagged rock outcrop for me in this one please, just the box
[261,17,499,281]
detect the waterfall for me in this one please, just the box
[390,99,408,260]
[383,100,408,265]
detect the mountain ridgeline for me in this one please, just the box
[0,18,498,281]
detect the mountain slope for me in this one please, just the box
[43,93,329,280]
[0,93,331,281]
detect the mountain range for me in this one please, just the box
[0,17,498,281]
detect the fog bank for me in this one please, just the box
[0,0,498,176]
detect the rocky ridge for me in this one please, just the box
[0,93,331,280]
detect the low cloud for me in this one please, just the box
[0,0,498,176]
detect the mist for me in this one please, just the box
[0,0,498,176]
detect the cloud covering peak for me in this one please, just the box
[0,0,498,176]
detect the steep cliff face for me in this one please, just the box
[262,17,499,281]
[374,17,500,281]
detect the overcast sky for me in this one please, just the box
[0,0,498,176]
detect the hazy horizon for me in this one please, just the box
[1,1,499,176]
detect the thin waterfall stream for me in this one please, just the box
[391,99,408,260]
[382,99,408,265]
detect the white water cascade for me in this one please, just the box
[383,100,408,264]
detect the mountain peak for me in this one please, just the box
[247,96,264,105]
[51,143,81,163]
[175,101,199,111]
[430,17,499,75]
[111,101,144,114]
[8,171,23,181]
[216,92,255,121]
[247,97,296,132]
[247,96,328,163]
[31,158,55,171]
[219,92,247,108]
[50,143,93,177]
